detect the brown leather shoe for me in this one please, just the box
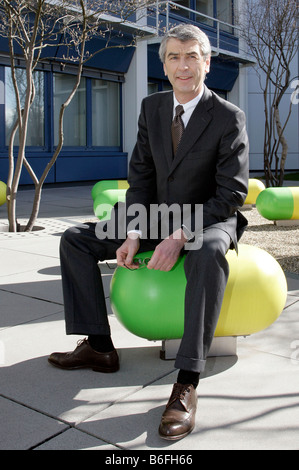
[159,383,197,440]
[48,338,119,373]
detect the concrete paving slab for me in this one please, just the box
[0,396,68,450]
[0,183,298,450]
[0,236,60,258]
[34,427,120,450]
[0,264,112,311]
[0,260,63,304]
[0,247,59,278]
[2,186,94,220]
[36,205,93,219]
[239,298,299,359]
[78,346,299,450]
[0,290,63,330]
[0,238,64,307]
[40,185,93,202]
[0,315,176,426]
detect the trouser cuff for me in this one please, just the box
[175,354,206,373]
[66,322,111,336]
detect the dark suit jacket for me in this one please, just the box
[125,85,249,248]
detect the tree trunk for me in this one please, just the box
[24,10,87,232]
[8,61,33,231]
[274,107,288,187]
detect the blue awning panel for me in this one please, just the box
[206,58,239,92]
[0,34,135,74]
[50,36,135,74]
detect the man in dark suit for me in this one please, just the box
[49,24,249,441]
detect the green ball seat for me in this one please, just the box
[93,189,127,220]
[110,245,287,341]
[256,187,299,220]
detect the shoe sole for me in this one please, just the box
[48,358,119,373]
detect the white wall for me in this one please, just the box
[122,41,148,164]
[228,64,249,116]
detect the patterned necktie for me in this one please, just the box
[171,104,185,155]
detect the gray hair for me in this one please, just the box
[159,24,212,63]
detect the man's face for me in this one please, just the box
[163,38,210,103]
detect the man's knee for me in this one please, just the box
[184,229,231,272]
[60,225,80,248]
[60,223,96,253]
[202,231,230,258]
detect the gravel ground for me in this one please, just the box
[241,207,299,274]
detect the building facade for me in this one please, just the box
[246,54,299,172]
[0,1,297,185]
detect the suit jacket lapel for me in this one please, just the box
[158,92,174,169]
[169,86,214,173]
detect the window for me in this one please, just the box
[217,0,233,32]
[217,0,232,23]
[173,0,191,18]
[53,74,120,148]
[5,68,45,146]
[4,66,122,150]
[196,0,214,26]
[53,74,86,147]
[170,1,234,31]
[148,82,159,95]
[92,79,120,147]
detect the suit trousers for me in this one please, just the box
[60,220,233,373]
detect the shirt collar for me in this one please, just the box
[173,87,204,113]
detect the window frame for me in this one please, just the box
[0,64,123,155]
[169,0,235,33]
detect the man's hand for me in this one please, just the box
[116,232,140,269]
[147,229,187,272]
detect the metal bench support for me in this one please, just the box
[160,337,237,360]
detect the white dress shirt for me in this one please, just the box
[173,88,204,128]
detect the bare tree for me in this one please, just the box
[238,0,298,187]
[0,0,153,231]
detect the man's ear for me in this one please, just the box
[205,56,211,74]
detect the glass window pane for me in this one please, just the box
[196,0,214,26]
[217,0,233,32]
[54,74,86,147]
[5,68,44,146]
[172,0,190,18]
[92,79,120,147]
[148,82,159,95]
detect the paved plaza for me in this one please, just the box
[0,183,298,450]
